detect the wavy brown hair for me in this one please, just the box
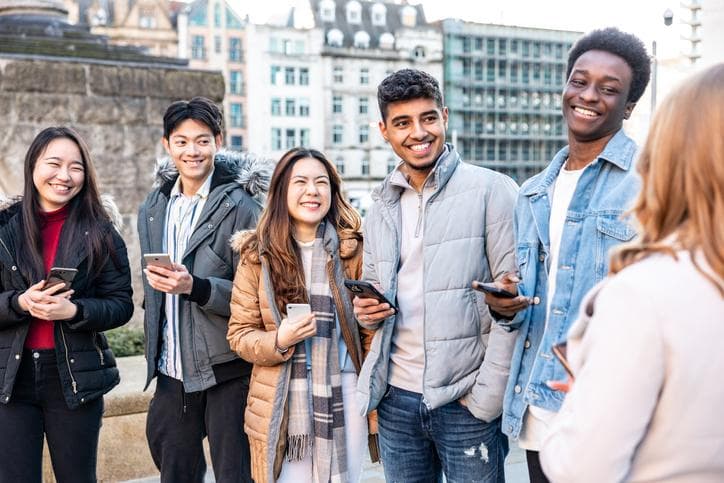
[240,148,362,312]
[610,64,724,296]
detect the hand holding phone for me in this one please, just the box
[277,303,316,349]
[471,280,516,298]
[143,253,173,270]
[344,280,397,310]
[45,267,78,291]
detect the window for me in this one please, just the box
[271,65,281,85]
[333,66,343,83]
[285,67,295,85]
[214,36,221,54]
[285,99,296,116]
[299,98,310,117]
[271,98,281,116]
[229,37,242,62]
[213,2,222,27]
[229,71,243,94]
[387,158,396,173]
[320,0,335,22]
[191,35,206,60]
[371,3,386,26]
[300,129,310,147]
[335,157,345,175]
[359,97,368,114]
[413,46,426,59]
[361,158,369,176]
[360,68,369,85]
[271,128,282,150]
[139,8,156,28]
[230,135,243,151]
[333,125,343,144]
[285,129,296,149]
[353,31,370,49]
[230,103,243,128]
[332,95,343,114]
[299,67,309,85]
[346,0,361,23]
[359,125,369,143]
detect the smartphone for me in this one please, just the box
[143,253,173,270]
[552,342,575,380]
[343,280,397,310]
[286,303,311,323]
[45,267,78,291]
[471,280,516,299]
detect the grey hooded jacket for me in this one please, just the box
[357,144,519,422]
[138,150,272,392]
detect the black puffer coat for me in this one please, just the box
[0,199,134,409]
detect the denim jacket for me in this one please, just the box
[500,130,640,439]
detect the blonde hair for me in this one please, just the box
[610,63,724,296]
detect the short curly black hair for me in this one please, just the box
[567,27,651,103]
[377,69,443,121]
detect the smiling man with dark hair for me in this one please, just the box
[483,28,651,482]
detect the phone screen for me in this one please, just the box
[45,267,78,290]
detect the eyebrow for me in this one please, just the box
[43,156,83,165]
[291,174,329,180]
[170,134,212,140]
[571,69,623,83]
[389,110,439,124]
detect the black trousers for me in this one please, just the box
[0,349,103,483]
[146,373,252,483]
[526,450,551,483]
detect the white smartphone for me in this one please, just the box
[286,303,311,324]
[143,253,173,270]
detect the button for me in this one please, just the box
[14,354,20,360]
[514,385,522,394]
[524,339,531,349]
[508,425,514,432]
[149,216,154,222]
[532,296,541,305]
[11,265,17,271]
[81,398,85,403]
[33,352,40,359]
[70,358,75,364]
[539,254,545,262]
[3,396,8,402]
[207,224,213,229]
[225,202,230,207]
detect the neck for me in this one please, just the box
[566,132,615,171]
[293,222,319,243]
[401,164,433,192]
[179,173,209,197]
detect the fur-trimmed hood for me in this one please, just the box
[0,194,124,230]
[152,149,274,201]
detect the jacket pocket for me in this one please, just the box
[195,245,232,280]
[595,217,636,279]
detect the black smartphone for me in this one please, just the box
[552,342,575,380]
[343,280,397,310]
[471,280,516,299]
[45,267,78,291]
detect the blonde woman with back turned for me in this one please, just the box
[540,63,724,482]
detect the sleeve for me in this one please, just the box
[66,230,134,332]
[227,256,294,367]
[358,208,388,331]
[540,277,663,483]
[0,290,31,330]
[462,175,519,421]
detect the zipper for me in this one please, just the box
[414,192,424,237]
[327,260,361,374]
[92,331,105,366]
[59,324,78,394]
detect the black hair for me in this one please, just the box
[567,27,651,103]
[18,127,116,282]
[377,69,444,121]
[163,96,223,139]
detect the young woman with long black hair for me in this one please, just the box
[0,126,134,482]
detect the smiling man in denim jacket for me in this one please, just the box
[484,28,651,482]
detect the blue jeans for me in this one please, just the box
[377,385,508,483]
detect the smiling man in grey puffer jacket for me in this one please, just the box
[353,69,519,482]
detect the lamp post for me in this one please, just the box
[651,8,675,113]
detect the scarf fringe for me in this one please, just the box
[286,434,313,462]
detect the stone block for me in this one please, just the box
[76,96,146,125]
[2,60,86,94]
[14,93,74,124]
[88,64,121,97]
[161,70,225,102]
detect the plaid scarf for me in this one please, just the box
[286,222,348,483]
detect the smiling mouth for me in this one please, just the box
[573,106,600,118]
[300,202,320,209]
[408,142,432,153]
[49,184,72,192]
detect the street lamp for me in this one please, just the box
[651,8,675,112]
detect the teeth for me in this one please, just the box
[574,107,598,117]
[410,143,430,152]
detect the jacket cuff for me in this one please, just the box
[183,276,211,305]
[493,310,524,332]
[10,292,28,316]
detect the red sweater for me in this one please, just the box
[24,205,69,349]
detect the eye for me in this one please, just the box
[71,166,85,173]
[46,161,60,167]
[394,120,409,128]
[601,86,618,95]
[424,115,438,123]
[569,79,585,87]
[198,140,209,145]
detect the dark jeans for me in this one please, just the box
[0,349,103,483]
[146,373,252,483]
[377,385,508,483]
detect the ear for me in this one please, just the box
[161,137,171,155]
[214,133,223,148]
[378,120,388,142]
[623,102,636,120]
[442,106,449,129]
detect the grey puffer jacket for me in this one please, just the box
[357,144,519,422]
[138,150,273,392]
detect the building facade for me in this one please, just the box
[310,0,442,213]
[442,20,580,184]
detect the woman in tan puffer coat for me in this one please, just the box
[227,148,379,483]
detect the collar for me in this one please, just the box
[170,166,215,200]
[521,129,637,197]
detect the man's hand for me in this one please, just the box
[353,296,395,325]
[276,313,317,349]
[20,281,77,320]
[484,272,538,318]
[144,262,193,295]
[547,377,572,393]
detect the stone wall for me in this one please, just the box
[0,56,225,328]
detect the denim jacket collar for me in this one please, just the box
[521,129,637,198]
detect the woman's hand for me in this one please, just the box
[276,313,317,349]
[19,281,76,320]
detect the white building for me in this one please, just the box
[310,0,443,213]
[245,22,325,161]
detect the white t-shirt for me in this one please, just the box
[518,164,584,451]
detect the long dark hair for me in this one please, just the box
[18,127,114,282]
[240,147,361,312]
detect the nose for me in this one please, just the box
[579,84,599,103]
[189,142,200,155]
[410,120,427,140]
[55,165,71,181]
[305,180,319,195]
